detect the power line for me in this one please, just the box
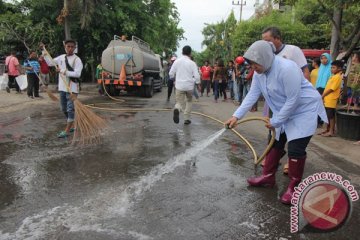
[232,0,247,22]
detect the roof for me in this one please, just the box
[302,49,330,58]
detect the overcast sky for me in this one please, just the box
[171,0,259,56]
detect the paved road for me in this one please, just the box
[0,87,359,239]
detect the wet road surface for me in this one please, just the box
[0,92,359,240]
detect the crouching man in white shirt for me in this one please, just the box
[169,46,200,125]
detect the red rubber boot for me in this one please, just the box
[280,156,306,205]
[247,148,285,187]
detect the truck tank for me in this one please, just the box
[101,36,160,77]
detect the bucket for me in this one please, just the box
[336,109,360,140]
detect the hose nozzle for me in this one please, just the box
[225,123,231,129]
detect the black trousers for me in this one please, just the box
[272,132,312,158]
[238,82,244,103]
[8,75,20,92]
[167,79,174,99]
[201,80,211,95]
[219,81,227,99]
[27,73,39,97]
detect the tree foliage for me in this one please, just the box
[201,11,237,63]
[0,0,184,81]
[294,0,331,49]
[289,0,360,59]
[231,10,310,57]
[198,0,359,61]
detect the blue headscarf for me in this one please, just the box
[315,53,332,89]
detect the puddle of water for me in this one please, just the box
[129,128,226,197]
[0,128,226,239]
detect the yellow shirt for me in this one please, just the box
[323,73,342,108]
[310,68,319,87]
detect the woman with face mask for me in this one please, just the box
[225,40,328,205]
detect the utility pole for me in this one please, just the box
[232,0,247,22]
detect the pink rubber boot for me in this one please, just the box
[280,156,306,205]
[247,148,285,187]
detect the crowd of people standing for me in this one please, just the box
[4,49,50,99]
[166,52,259,115]
[167,55,258,108]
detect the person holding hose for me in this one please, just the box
[225,40,328,205]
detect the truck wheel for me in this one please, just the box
[157,82,162,92]
[113,88,120,96]
[107,85,120,96]
[144,79,154,98]
[105,85,111,96]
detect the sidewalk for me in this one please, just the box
[192,92,360,167]
[0,83,98,113]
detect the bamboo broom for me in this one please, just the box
[41,44,107,145]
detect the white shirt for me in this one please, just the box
[169,56,200,91]
[277,44,308,69]
[52,54,83,93]
[233,57,327,142]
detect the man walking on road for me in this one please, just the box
[169,46,200,125]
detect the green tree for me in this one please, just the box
[285,0,360,59]
[0,0,183,82]
[0,1,58,54]
[139,0,184,55]
[294,0,331,49]
[231,10,310,56]
[201,11,237,62]
[192,48,213,66]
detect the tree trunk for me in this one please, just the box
[91,53,95,83]
[330,7,342,60]
[64,0,71,40]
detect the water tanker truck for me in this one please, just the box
[98,35,163,97]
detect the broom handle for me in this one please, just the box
[41,46,74,95]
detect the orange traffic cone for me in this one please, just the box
[119,64,126,82]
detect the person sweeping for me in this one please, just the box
[225,40,328,205]
[51,39,83,138]
[41,41,107,144]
